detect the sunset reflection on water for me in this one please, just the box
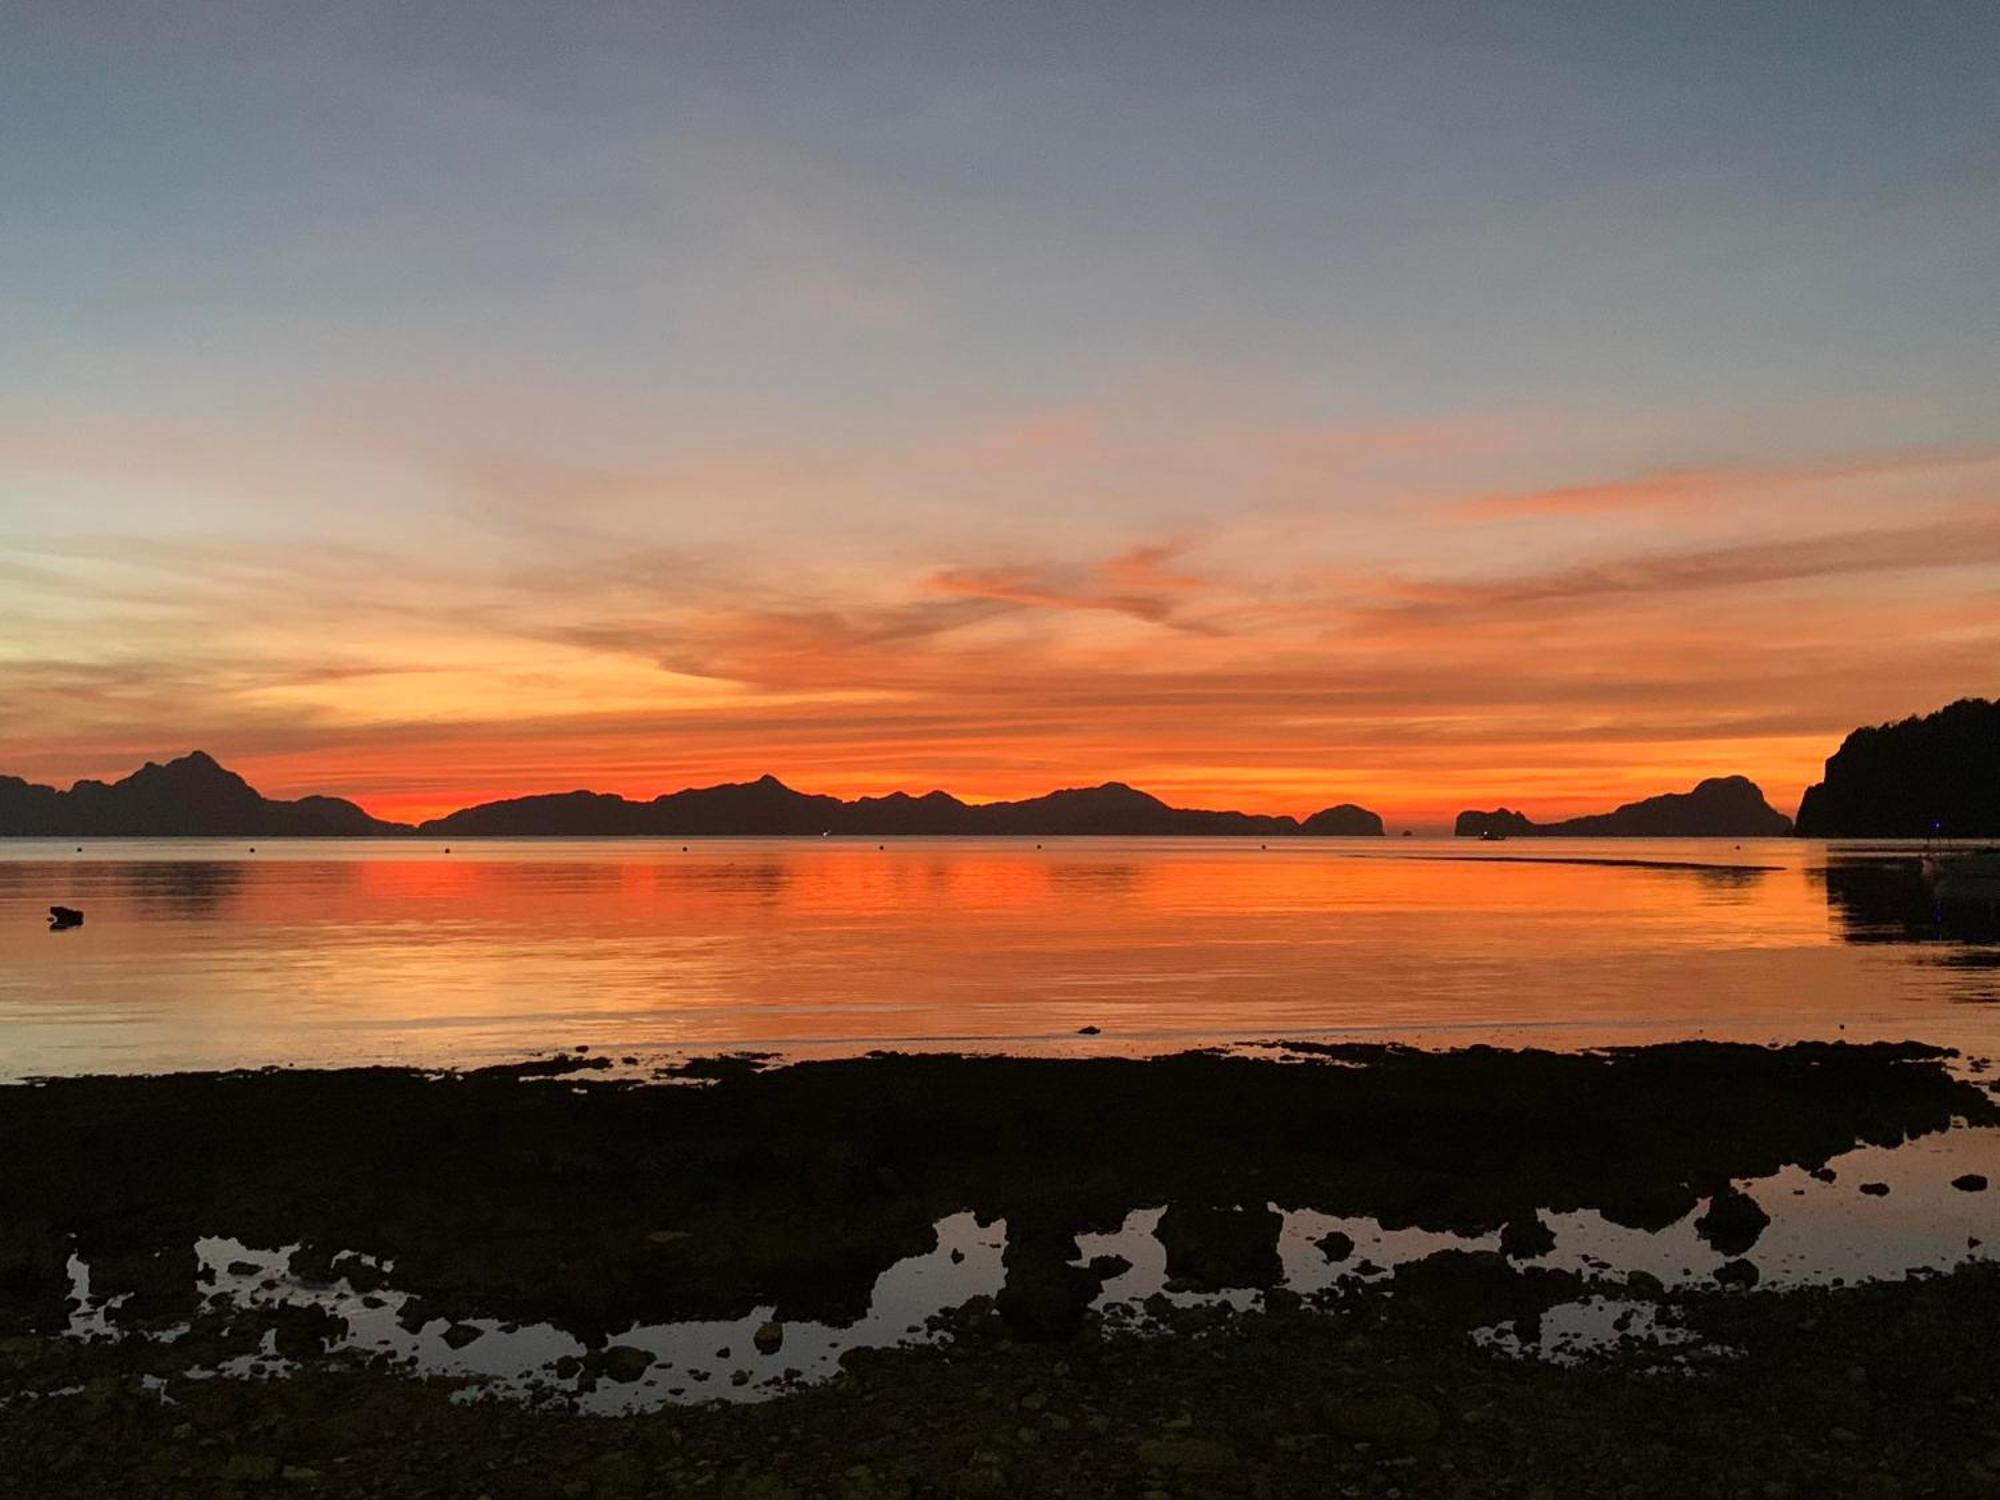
[0,838,1994,1077]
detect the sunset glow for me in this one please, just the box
[4,6,1996,828]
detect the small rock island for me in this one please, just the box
[1455,776,1793,838]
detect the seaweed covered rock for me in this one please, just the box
[0,1218,69,1334]
[1156,1203,1283,1291]
[1498,1213,1557,1260]
[995,1225,1102,1342]
[1694,1185,1771,1256]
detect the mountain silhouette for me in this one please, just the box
[1454,776,1792,838]
[0,751,405,836]
[1794,698,2000,837]
[419,775,1380,838]
[0,755,1388,838]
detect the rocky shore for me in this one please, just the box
[8,1261,2000,1498]
[3,1043,1997,1496]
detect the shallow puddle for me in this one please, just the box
[1471,1296,1717,1367]
[191,1214,1006,1414]
[54,1126,2000,1405]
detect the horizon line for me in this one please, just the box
[5,747,1790,830]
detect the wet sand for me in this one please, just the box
[3,1042,1999,1495]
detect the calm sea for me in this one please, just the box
[1,837,1994,1077]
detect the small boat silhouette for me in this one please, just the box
[48,905,84,930]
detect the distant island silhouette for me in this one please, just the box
[1455,776,1793,838]
[0,753,1385,839]
[0,751,399,838]
[1794,697,1999,838]
[417,776,1385,838]
[5,694,1991,838]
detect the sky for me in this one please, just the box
[2,2,1997,828]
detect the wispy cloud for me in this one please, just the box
[5,410,1997,825]
[927,542,1211,629]
[3,516,1991,820]
[1452,446,2000,520]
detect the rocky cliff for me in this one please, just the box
[1794,698,2000,837]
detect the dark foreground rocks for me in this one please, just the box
[1156,1202,1284,1291]
[1694,1185,1773,1257]
[1,1041,1996,1495]
[2,1040,1989,1344]
[6,1263,2000,1497]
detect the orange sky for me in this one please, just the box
[5,7,1998,830]
[6,431,1996,829]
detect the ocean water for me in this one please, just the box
[0,837,1995,1077]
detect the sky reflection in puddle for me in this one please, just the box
[1471,1296,1715,1367]
[56,1127,2000,1407]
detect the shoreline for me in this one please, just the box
[4,1042,1999,1494]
